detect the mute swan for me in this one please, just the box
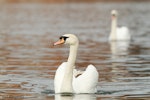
[109,10,131,41]
[53,34,99,94]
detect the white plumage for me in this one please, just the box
[55,62,98,93]
[54,34,99,94]
[109,10,131,41]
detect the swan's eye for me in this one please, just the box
[59,36,69,41]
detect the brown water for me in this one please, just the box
[0,2,150,100]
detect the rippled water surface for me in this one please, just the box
[0,2,150,100]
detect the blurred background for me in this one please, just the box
[0,0,150,100]
[0,0,149,3]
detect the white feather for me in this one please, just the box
[54,34,99,94]
[109,10,131,41]
[54,62,99,93]
[116,26,130,40]
[73,64,99,93]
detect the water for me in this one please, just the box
[0,2,150,100]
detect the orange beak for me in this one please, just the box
[54,39,65,46]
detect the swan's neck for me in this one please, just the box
[111,17,117,40]
[67,44,78,68]
[60,42,78,93]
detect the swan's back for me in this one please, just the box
[73,65,99,93]
[117,26,131,41]
[54,62,99,93]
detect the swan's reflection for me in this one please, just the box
[110,40,130,58]
[109,40,130,82]
[55,94,96,100]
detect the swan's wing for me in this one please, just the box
[54,62,67,93]
[73,69,84,78]
[73,65,99,93]
[117,26,131,40]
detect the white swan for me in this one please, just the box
[109,10,131,41]
[53,34,99,94]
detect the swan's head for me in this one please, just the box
[111,10,118,19]
[54,34,79,46]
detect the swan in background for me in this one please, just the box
[109,10,131,41]
[53,34,99,94]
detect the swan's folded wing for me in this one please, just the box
[73,69,84,78]
[117,26,131,40]
[54,62,67,93]
[73,65,99,93]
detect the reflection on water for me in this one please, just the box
[55,94,96,100]
[0,2,150,100]
[109,40,130,82]
[110,41,130,58]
